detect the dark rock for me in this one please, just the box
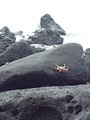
[0,26,16,54]
[29,28,63,45]
[65,95,74,103]
[0,41,45,66]
[0,85,90,120]
[82,48,90,82]
[74,104,82,114]
[67,106,74,113]
[0,43,87,92]
[0,26,16,42]
[0,42,7,53]
[40,14,66,35]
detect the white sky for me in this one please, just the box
[0,0,90,49]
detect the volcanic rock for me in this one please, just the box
[0,85,90,120]
[0,41,45,66]
[40,14,66,35]
[83,48,90,82]
[0,26,16,54]
[0,43,87,92]
[29,28,63,45]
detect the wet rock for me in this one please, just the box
[0,26,16,40]
[40,14,66,35]
[29,28,63,45]
[0,41,45,66]
[0,43,87,92]
[0,26,16,54]
[82,48,90,82]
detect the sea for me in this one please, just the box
[15,31,90,51]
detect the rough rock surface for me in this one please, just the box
[29,28,63,45]
[28,14,66,45]
[0,26,16,54]
[0,41,45,66]
[83,48,90,81]
[0,85,90,120]
[0,43,87,92]
[0,26,16,40]
[40,14,66,35]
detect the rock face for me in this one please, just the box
[40,14,66,35]
[28,14,66,45]
[0,41,45,66]
[0,85,90,120]
[0,26,16,54]
[29,28,63,45]
[0,43,87,92]
[83,48,90,81]
[0,26,16,40]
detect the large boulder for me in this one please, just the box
[0,26,16,54]
[29,28,63,45]
[0,43,88,92]
[40,14,66,35]
[0,41,45,66]
[0,26,16,40]
[0,85,90,120]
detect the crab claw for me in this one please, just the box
[54,63,60,67]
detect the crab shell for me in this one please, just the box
[53,64,69,73]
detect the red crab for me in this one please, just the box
[53,63,69,73]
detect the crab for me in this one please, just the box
[53,63,69,73]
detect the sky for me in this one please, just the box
[0,0,90,49]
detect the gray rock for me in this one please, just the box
[0,41,45,66]
[29,28,63,45]
[0,26,16,43]
[0,85,90,120]
[0,43,87,92]
[0,26,16,54]
[0,26,16,40]
[40,14,66,35]
[83,48,90,82]
[83,48,90,64]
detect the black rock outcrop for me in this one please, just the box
[0,85,90,120]
[28,14,66,45]
[40,14,66,35]
[83,48,90,82]
[0,43,87,92]
[0,26,16,54]
[0,41,44,66]
[29,28,63,45]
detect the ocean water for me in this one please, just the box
[16,32,90,51]
[63,33,90,50]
